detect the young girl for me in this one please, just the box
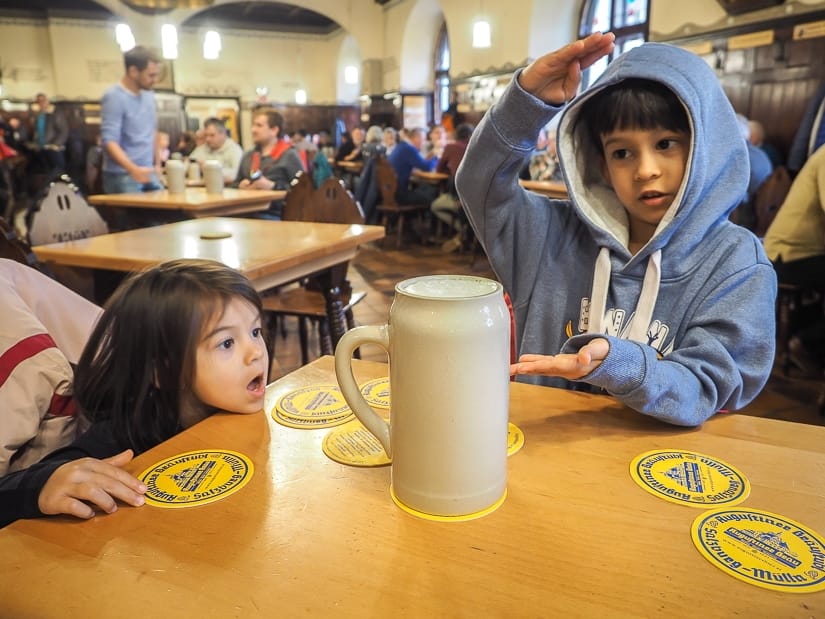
[0,259,269,527]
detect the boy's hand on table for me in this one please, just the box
[511,338,609,380]
[38,449,147,520]
[519,32,615,106]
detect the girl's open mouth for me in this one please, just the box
[247,374,265,395]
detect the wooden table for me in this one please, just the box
[412,169,449,185]
[3,356,823,617]
[335,159,364,174]
[88,187,286,219]
[33,216,383,293]
[520,178,568,199]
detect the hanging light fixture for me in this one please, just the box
[203,30,221,59]
[121,0,215,12]
[472,20,491,48]
[295,89,307,105]
[342,0,360,86]
[344,65,359,85]
[161,24,178,59]
[115,23,136,52]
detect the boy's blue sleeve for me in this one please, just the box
[455,72,569,306]
[562,262,778,426]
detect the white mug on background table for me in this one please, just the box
[335,274,511,517]
[165,159,185,194]
[203,160,223,195]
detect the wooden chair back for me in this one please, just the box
[27,178,108,246]
[0,216,41,270]
[314,177,365,225]
[753,165,792,237]
[281,171,316,222]
[373,157,399,207]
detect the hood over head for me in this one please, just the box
[557,42,748,263]
[556,43,749,341]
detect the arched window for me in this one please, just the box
[433,22,450,125]
[578,0,650,88]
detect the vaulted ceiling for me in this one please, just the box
[0,0,340,35]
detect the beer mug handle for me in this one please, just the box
[334,325,392,457]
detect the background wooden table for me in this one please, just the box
[2,357,822,617]
[88,187,286,218]
[519,178,568,199]
[33,217,384,292]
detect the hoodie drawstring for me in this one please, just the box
[587,248,662,344]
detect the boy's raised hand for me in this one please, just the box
[519,32,615,106]
[511,338,610,381]
[38,449,147,520]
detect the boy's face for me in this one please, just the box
[600,126,689,242]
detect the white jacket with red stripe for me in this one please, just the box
[0,260,102,475]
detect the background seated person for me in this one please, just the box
[732,113,773,231]
[233,108,303,220]
[431,123,475,251]
[190,117,243,183]
[763,144,825,377]
[388,127,438,206]
[335,127,364,163]
[362,125,386,160]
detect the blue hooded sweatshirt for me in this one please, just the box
[455,43,777,426]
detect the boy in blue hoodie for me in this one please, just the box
[456,32,777,426]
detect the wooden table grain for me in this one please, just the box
[33,217,384,292]
[519,178,568,199]
[2,356,823,617]
[88,187,286,218]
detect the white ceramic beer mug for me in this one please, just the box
[335,274,510,517]
[165,159,185,194]
[203,160,224,195]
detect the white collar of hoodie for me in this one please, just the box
[587,247,662,343]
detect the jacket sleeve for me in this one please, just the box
[562,259,778,426]
[53,111,69,147]
[265,149,303,189]
[0,422,123,528]
[455,71,572,306]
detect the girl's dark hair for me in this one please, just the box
[73,259,263,453]
[575,78,690,155]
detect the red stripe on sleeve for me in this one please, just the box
[0,333,59,389]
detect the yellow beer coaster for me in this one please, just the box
[691,507,825,593]
[272,384,354,429]
[390,485,507,523]
[321,419,391,467]
[507,422,524,456]
[629,449,750,508]
[359,377,390,409]
[138,449,253,508]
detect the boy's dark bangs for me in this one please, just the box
[589,78,689,136]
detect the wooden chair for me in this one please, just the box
[775,283,803,376]
[374,157,429,249]
[280,170,317,222]
[0,216,45,272]
[262,175,367,365]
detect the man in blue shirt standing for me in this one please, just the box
[100,46,162,194]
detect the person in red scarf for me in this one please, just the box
[234,108,303,219]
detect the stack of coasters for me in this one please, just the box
[272,384,353,429]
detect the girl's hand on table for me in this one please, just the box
[38,449,147,520]
[511,338,609,380]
